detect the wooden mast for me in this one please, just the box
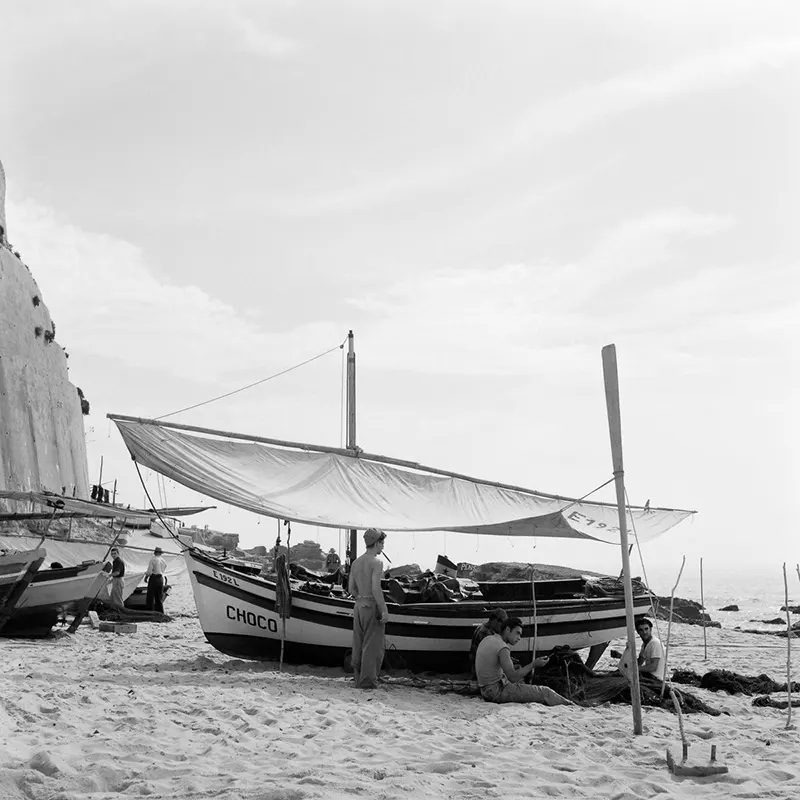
[346,330,358,564]
[602,343,643,735]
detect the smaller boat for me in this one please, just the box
[1,560,106,637]
[124,577,171,611]
[0,547,47,632]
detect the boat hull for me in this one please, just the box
[1,562,106,637]
[186,549,652,673]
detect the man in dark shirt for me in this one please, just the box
[469,608,508,679]
[108,547,125,607]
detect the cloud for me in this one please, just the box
[500,37,800,159]
[10,200,339,382]
[249,37,800,218]
[226,9,297,58]
[350,208,793,378]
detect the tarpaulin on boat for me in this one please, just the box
[110,417,694,544]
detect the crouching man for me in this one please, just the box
[475,616,574,706]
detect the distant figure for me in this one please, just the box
[145,546,167,613]
[469,607,508,679]
[348,528,388,689]
[474,616,573,705]
[613,616,665,681]
[325,548,341,572]
[108,547,125,607]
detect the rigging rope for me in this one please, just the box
[155,338,347,420]
[555,476,615,516]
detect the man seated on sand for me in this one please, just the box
[469,607,508,679]
[613,617,666,681]
[474,616,574,705]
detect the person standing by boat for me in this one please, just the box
[469,608,508,679]
[108,547,125,607]
[145,546,167,613]
[475,616,573,705]
[325,548,341,573]
[348,528,389,689]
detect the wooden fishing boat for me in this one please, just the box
[185,547,653,672]
[109,334,694,675]
[0,547,47,632]
[0,560,106,637]
[124,578,171,611]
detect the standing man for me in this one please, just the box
[108,547,125,607]
[348,528,388,689]
[145,546,168,613]
[325,548,341,573]
[475,616,574,705]
[469,608,508,679]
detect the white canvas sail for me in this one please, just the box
[110,416,694,544]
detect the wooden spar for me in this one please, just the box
[346,330,358,563]
[601,344,643,735]
[105,415,694,517]
[700,557,708,661]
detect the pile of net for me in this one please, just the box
[382,649,722,715]
[672,668,800,695]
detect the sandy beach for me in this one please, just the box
[1,581,799,800]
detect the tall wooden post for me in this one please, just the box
[346,331,358,563]
[602,344,643,735]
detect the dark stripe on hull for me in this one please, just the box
[195,570,650,641]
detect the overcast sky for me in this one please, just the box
[2,1,798,589]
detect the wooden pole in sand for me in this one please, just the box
[528,564,539,671]
[601,344,643,735]
[700,558,708,661]
[661,556,685,700]
[783,563,793,730]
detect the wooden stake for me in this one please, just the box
[700,557,708,662]
[784,563,793,730]
[661,556,686,700]
[527,563,539,674]
[602,344,642,736]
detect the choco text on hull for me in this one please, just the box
[186,548,652,673]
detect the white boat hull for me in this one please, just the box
[2,561,106,637]
[186,549,652,672]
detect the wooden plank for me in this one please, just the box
[98,622,137,634]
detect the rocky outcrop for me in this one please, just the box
[719,604,739,611]
[652,596,720,628]
[182,525,239,552]
[458,561,602,581]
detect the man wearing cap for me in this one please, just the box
[348,528,389,689]
[145,546,168,613]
